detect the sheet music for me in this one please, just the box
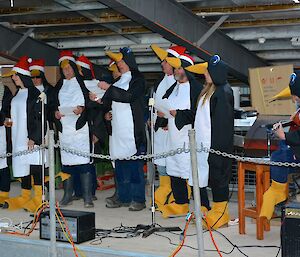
[154,98,173,119]
[85,84,106,99]
[58,106,77,116]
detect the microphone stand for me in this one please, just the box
[136,94,181,238]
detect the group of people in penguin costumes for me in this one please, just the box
[151,44,234,229]
[0,46,234,228]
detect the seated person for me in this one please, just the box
[260,71,300,220]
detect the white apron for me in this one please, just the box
[109,71,137,159]
[11,89,31,177]
[153,75,175,166]
[165,82,191,179]
[0,101,7,170]
[58,77,90,166]
[188,95,211,188]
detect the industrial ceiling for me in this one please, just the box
[0,0,299,84]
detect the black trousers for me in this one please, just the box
[21,165,45,190]
[0,167,10,192]
[191,186,211,210]
[170,176,189,204]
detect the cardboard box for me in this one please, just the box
[249,65,295,115]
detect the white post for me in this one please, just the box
[188,129,205,257]
[48,130,57,257]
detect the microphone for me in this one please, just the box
[36,92,46,103]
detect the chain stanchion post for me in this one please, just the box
[188,129,205,257]
[48,130,57,257]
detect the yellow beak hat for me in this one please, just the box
[2,56,32,77]
[270,87,291,102]
[108,60,118,72]
[58,50,76,69]
[105,51,123,62]
[151,44,187,61]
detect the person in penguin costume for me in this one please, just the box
[186,55,234,229]
[156,53,203,218]
[1,56,46,212]
[51,50,94,208]
[75,54,107,201]
[0,85,13,205]
[29,59,54,128]
[260,71,300,220]
[150,44,187,211]
[99,47,146,211]
[101,60,122,206]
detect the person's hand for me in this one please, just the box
[170,110,177,117]
[92,135,99,144]
[89,92,102,104]
[4,118,12,127]
[55,111,64,120]
[73,106,84,115]
[28,139,35,150]
[98,81,111,90]
[105,112,112,121]
[273,122,286,140]
[157,111,165,118]
[89,92,97,101]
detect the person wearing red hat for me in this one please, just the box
[0,85,13,205]
[51,50,94,208]
[1,56,45,211]
[150,44,186,211]
[156,53,203,218]
[75,55,107,201]
[99,47,146,211]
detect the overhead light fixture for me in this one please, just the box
[293,0,300,3]
[258,37,266,44]
[10,0,13,7]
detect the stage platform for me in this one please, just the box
[0,182,281,257]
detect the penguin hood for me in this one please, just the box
[289,71,300,98]
[120,47,138,71]
[208,55,228,86]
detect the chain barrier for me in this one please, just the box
[1,142,300,168]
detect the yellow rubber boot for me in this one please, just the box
[55,172,71,182]
[187,183,192,200]
[155,176,172,210]
[24,186,43,213]
[4,189,31,210]
[0,192,9,204]
[260,180,287,220]
[204,201,229,229]
[201,206,208,214]
[160,203,189,218]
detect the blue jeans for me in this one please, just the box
[62,164,97,196]
[271,141,300,183]
[115,151,145,204]
[72,165,97,197]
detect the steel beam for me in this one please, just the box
[227,25,300,41]
[9,28,34,54]
[55,0,141,44]
[0,25,59,64]
[196,15,228,47]
[242,40,299,51]
[192,3,300,16]
[98,0,267,82]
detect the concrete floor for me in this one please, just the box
[0,183,281,257]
